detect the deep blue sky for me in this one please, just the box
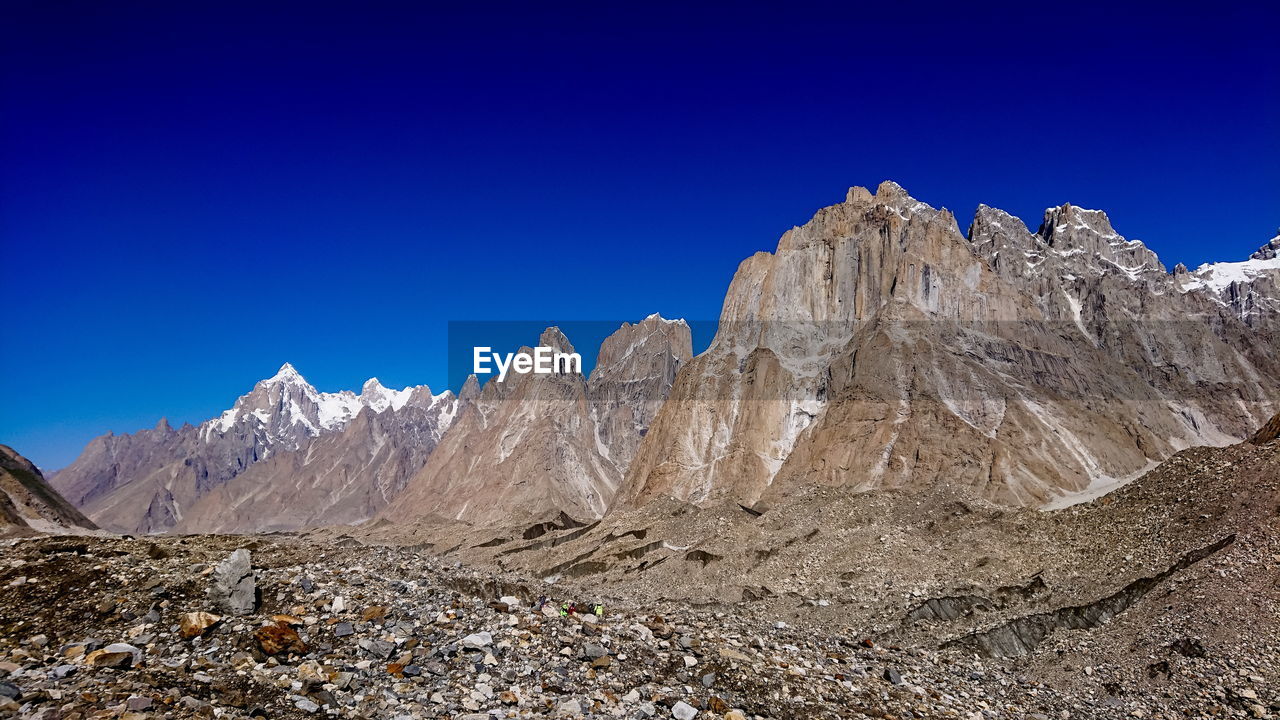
[2,1,1277,469]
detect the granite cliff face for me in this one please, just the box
[385,316,691,528]
[0,444,97,537]
[618,182,1279,511]
[51,365,458,534]
[588,315,693,472]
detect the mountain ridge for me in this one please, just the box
[617,181,1278,513]
[50,364,459,534]
[40,181,1280,534]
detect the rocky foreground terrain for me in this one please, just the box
[2,430,1277,720]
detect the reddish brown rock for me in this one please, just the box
[254,624,308,656]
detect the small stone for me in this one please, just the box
[62,642,90,660]
[295,697,320,713]
[255,624,308,655]
[462,631,493,649]
[0,683,20,701]
[672,701,698,720]
[883,667,903,685]
[85,643,141,668]
[334,622,355,637]
[557,698,583,716]
[126,696,153,711]
[725,711,747,720]
[179,611,221,639]
[298,660,329,683]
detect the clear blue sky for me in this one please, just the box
[2,1,1277,470]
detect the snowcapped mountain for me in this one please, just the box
[51,364,458,534]
[200,363,440,447]
[1174,232,1280,327]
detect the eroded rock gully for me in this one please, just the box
[942,534,1236,657]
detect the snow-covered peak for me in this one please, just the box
[641,312,689,327]
[265,362,307,385]
[357,377,421,413]
[202,364,451,440]
[1179,255,1280,294]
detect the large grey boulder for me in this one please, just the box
[207,549,255,615]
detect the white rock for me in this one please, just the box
[672,701,698,720]
[461,631,493,649]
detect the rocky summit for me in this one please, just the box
[3,183,1278,719]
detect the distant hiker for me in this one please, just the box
[594,603,603,617]
[560,602,569,617]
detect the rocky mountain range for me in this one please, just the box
[38,183,1280,536]
[383,315,692,527]
[50,365,459,534]
[619,183,1279,512]
[3,182,1279,720]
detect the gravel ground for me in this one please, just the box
[0,440,1275,720]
